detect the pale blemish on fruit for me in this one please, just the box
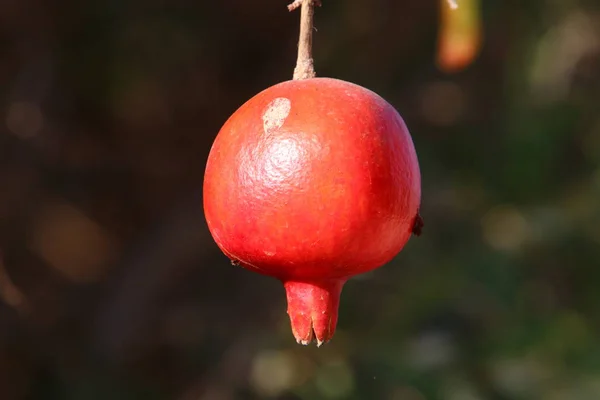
[263,97,291,134]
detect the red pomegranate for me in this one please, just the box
[203,77,422,345]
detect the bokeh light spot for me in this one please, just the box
[6,102,44,138]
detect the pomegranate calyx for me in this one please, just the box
[283,279,346,346]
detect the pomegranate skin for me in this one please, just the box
[203,77,421,345]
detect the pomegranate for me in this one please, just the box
[203,77,422,345]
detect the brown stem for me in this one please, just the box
[288,0,322,80]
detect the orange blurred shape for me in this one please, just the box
[30,199,116,283]
[437,0,483,73]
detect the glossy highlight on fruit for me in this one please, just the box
[203,77,421,345]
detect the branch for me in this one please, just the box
[288,0,322,80]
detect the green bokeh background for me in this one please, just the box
[1,0,599,399]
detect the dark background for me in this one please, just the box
[1,0,600,399]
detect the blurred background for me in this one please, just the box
[1,0,600,399]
